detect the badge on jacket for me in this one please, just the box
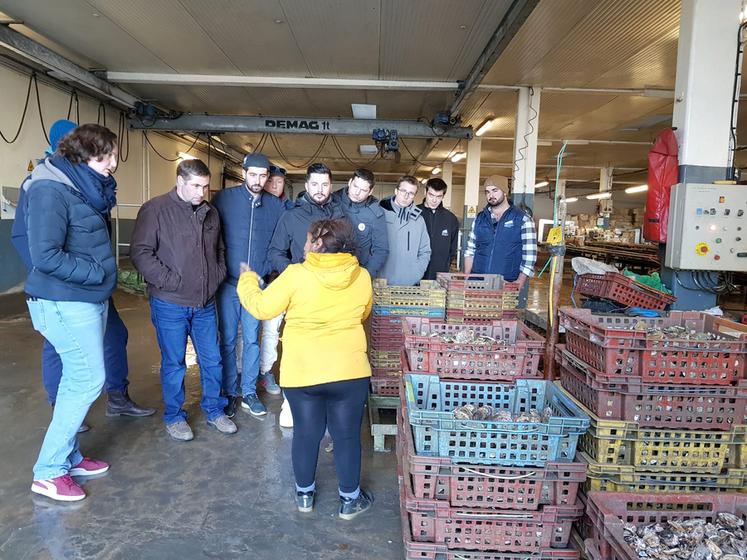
[441,228,449,236]
[358,223,366,231]
[503,220,514,228]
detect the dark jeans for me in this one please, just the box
[284,377,370,493]
[42,298,129,405]
[149,296,228,424]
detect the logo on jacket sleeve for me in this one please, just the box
[441,229,449,236]
[358,223,366,231]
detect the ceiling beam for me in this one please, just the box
[450,0,540,117]
[107,72,458,91]
[0,24,139,109]
[129,114,473,139]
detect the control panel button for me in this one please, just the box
[739,209,744,217]
[738,252,747,257]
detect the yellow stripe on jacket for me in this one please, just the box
[237,252,373,388]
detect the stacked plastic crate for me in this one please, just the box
[368,279,445,396]
[397,312,591,559]
[555,307,747,560]
[437,272,520,322]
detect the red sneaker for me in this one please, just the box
[31,474,86,502]
[69,457,110,477]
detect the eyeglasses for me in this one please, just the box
[397,188,417,199]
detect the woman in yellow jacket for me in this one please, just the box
[237,218,374,519]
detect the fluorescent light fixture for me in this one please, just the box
[586,192,612,200]
[451,152,466,162]
[432,167,441,175]
[420,178,428,184]
[359,144,378,155]
[537,140,553,147]
[351,103,377,119]
[534,181,549,189]
[475,118,494,136]
[210,135,222,143]
[564,139,590,146]
[625,184,649,194]
[565,197,579,203]
[243,143,253,152]
[177,152,197,160]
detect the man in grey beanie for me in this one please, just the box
[212,153,286,418]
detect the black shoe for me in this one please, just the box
[296,491,315,513]
[224,396,238,419]
[339,489,374,520]
[106,391,156,417]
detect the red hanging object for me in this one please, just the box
[643,127,680,243]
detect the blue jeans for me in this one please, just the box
[41,298,129,405]
[149,296,227,424]
[27,299,108,480]
[216,282,261,397]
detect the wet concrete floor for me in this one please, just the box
[0,291,403,560]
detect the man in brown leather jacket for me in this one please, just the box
[131,159,235,441]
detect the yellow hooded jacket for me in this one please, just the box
[237,252,373,388]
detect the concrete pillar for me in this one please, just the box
[599,166,613,215]
[462,137,482,256]
[662,0,741,310]
[512,86,541,211]
[672,0,740,182]
[442,161,453,209]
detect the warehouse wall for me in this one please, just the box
[0,63,226,293]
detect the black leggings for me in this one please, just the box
[284,377,370,493]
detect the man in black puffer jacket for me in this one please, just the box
[418,178,460,280]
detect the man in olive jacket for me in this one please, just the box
[131,159,235,441]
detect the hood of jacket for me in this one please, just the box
[332,189,383,215]
[380,195,422,224]
[294,192,340,215]
[302,252,361,290]
[25,158,78,192]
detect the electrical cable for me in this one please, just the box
[514,86,538,191]
[143,131,199,162]
[116,111,130,163]
[32,74,51,145]
[399,137,432,166]
[0,71,32,144]
[66,90,80,122]
[330,135,381,167]
[271,134,329,169]
[728,21,747,170]
[97,103,106,126]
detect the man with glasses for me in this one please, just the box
[378,175,431,285]
[332,168,389,278]
[418,177,460,280]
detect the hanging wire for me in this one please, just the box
[252,133,268,153]
[66,90,80,122]
[97,103,107,126]
[117,111,131,162]
[0,72,33,144]
[32,74,51,145]
[271,134,329,169]
[143,131,200,162]
[399,137,433,166]
[514,87,539,189]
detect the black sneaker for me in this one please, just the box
[339,489,374,520]
[296,490,315,513]
[224,396,238,419]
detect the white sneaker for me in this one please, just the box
[279,398,293,428]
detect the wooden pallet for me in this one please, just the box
[367,394,399,452]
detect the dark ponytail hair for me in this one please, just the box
[308,218,358,254]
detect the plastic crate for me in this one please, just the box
[559,385,746,473]
[580,451,747,493]
[403,466,582,552]
[575,272,676,311]
[403,374,589,466]
[557,345,747,430]
[373,304,445,317]
[402,317,545,380]
[436,272,506,291]
[585,491,747,560]
[559,307,747,383]
[370,376,400,396]
[373,278,446,308]
[399,406,586,510]
[399,478,580,560]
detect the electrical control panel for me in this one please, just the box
[665,183,747,271]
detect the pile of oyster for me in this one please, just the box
[429,329,504,346]
[623,513,747,559]
[452,404,553,423]
[631,321,721,341]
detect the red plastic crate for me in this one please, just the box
[575,272,675,311]
[557,345,747,430]
[560,307,747,384]
[585,491,747,560]
[399,401,586,510]
[370,376,400,396]
[402,317,545,380]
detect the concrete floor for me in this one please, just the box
[0,291,403,560]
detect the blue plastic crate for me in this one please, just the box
[403,374,590,466]
[373,305,445,318]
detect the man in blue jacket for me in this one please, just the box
[11,120,154,430]
[332,168,389,278]
[463,176,537,307]
[212,153,286,418]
